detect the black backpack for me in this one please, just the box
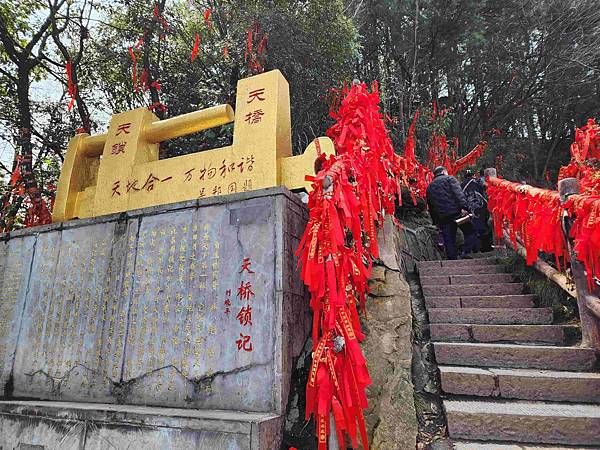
[463,179,487,211]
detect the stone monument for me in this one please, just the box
[0,70,327,449]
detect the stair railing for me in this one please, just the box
[485,168,600,351]
[558,177,600,350]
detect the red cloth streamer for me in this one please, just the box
[9,156,22,187]
[203,8,212,31]
[244,23,266,73]
[65,60,77,111]
[450,141,488,175]
[245,27,254,61]
[298,93,490,447]
[487,178,567,270]
[559,119,600,195]
[487,172,600,287]
[128,47,138,91]
[191,33,200,62]
[565,194,600,286]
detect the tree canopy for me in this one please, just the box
[1,0,599,228]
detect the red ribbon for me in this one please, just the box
[65,60,77,111]
[191,33,200,62]
[128,47,138,91]
[203,8,212,31]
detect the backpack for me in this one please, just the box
[463,179,487,211]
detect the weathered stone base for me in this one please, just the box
[0,400,282,450]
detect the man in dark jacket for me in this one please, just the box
[461,169,492,252]
[426,166,479,259]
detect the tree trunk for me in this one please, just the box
[16,64,42,204]
[525,113,538,181]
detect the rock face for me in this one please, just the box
[362,219,418,450]
[364,265,417,449]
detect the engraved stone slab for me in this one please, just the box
[2,188,309,422]
[0,400,282,450]
[122,197,278,411]
[12,221,137,402]
[0,235,36,395]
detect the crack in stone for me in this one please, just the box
[25,359,273,401]
[119,360,273,387]
[25,363,114,384]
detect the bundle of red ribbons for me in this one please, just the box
[487,118,600,285]
[487,178,566,268]
[297,82,396,450]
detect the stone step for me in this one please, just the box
[425,295,535,309]
[419,264,506,276]
[420,273,514,286]
[434,342,597,371]
[428,308,553,325]
[472,250,502,259]
[422,283,524,297]
[444,399,600,446]
[417,257,498,271]
[454,441,599,450]
[430,324,577,344]
[0,400,282,449]
[439,366,600,403]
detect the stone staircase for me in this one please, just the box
[417,256,600,449]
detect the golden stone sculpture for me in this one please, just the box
[52,69,335,222]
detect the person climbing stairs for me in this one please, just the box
[417,254,600,449]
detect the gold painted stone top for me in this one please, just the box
[53,69,334,222]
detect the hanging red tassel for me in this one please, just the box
[9,157,22,187]
[140,68,149,91]
[245,27,253,62]
[257,33,268,55]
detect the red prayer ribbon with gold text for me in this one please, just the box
[298,82,407,450]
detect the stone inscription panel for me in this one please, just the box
[12,221,135,401]
[0,236,36,395]
[122,197,277,411]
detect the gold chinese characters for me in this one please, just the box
[52,70,335,222]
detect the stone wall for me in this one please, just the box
[0,187,310,450]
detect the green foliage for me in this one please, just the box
[354,0,600,183]
[87,0,358,155]
[1,0,600,228]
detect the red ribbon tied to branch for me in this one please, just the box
[191,33,200,62]
[203,8,212,31]
[65,59,77,111]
